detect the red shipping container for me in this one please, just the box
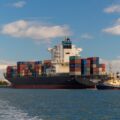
[70,68,81,72]
[93,68,97,72]
[35,65,42,69]
[7,66,17,74]
[44,60,52,67]
[102,68,105,71]
[87,57,92,61]
[44,60,51,64]
[70,59,81,64]
[86,59,90,64]
[99,64,105,68]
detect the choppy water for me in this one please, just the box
[0,89,120,120]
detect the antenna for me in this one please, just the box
[64,36,70,41]
[108,63,114,79]
[109,63,112,74]
[64,36,67,41]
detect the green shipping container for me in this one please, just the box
[70,56,80,60]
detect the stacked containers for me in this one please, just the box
[43,60,52,74]
[17,61,42,77]
[81,59,90,76]
[69,56,106,76]
[44,60,52,68]
[7,66,17,78]
[99,64,106,75]
[34,61,42,76]
[17,62,29,77]
[69,56,81,75]
[87,57,99,75]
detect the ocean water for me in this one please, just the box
[0,89,120,120]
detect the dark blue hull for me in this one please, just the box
[96,84,120,90]
[6,75,96,89]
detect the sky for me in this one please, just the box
[0,0,120,78]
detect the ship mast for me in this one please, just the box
[109,63,112,74]
[108,63,116,80]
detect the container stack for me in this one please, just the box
[69,56,106,76]
[44,60,52,68]
[34,61,42,76]
[6,66,17,78]
[43,60,52,74]
[69,56,81,75]
[99,64,106,75]
[6,56,106,78]
[87,57,99,75]
[17,61,42,77]
[81,59,90,76]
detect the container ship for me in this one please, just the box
[5,38,106,89]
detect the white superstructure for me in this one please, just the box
[48,38,82,74]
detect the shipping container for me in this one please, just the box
[70,59,81,64]
[7,66,17,77]
[17,61,42,77]
[81,59,90,76]
[69,56,105,76]
[70,64,81,68]
[69,56,80,60]
[70,71,81,75]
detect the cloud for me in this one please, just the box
[102,18,120,35]
[0,60,15,70]
[104,5,120,13]
[80,33,93,40]
[12,1,26,8]
[103,25,120,35]
[0,64,8,71]
[1,20,72,41]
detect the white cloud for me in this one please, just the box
[0,64,7,70]
[12,1,26,8]
[80,33,93,39]
[1,20,72,41]
[103,25,120,35]
[102,18,120,35]
[0,60,15,70]
[104,5,120,13]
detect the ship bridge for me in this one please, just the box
[48,38,82,74]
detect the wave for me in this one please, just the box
[0,100,43,120]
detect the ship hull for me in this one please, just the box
[12,85,95,89]
[96,84,120,90]
[6,75,96,89]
